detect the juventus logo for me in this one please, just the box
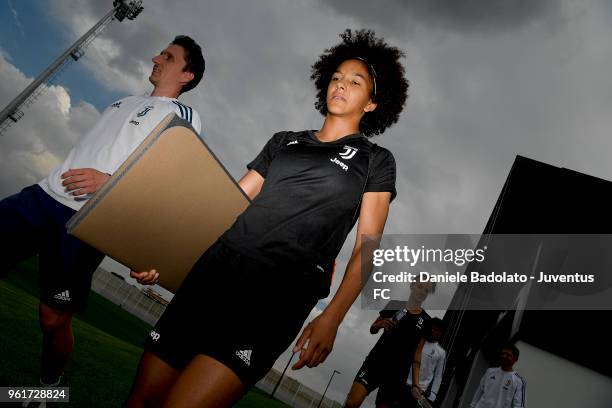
[136,106,154,117]
[339,146,358,160]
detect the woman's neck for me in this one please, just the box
[315,115,360,142]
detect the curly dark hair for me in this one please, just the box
[311,29,409,137]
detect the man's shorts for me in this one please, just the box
[145,241,320,386]
[0,184,105,311]
[354,357,410,406]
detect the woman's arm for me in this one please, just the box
[292,191,392,369]
[238,169,265,200]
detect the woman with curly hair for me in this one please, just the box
[126,29,409,408]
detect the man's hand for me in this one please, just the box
[411,385,423,401]
[291,313,340,369]
[61,168,110,196]
[371,317,397,332]
[130,269,159,285]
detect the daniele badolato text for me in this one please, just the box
[370,246,595,284]
[371,270,595,284]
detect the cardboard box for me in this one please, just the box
[67,113,249,293]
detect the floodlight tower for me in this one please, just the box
[0,0,144,136]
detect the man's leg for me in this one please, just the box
[37,190,104,385]
[38,303,73,384]
[345,360,380,408]
[0,185,46,274]
[344,382,370,408]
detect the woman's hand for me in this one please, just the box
[291,313,340,369]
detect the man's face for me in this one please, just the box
[430,325,443,342]
[149,44,193,92]
[409,282,434,305]
[500,348,517,368]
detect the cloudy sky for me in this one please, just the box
[2,0,612,405]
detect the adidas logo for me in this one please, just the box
[53,290,71,302]
[235,349,252,366]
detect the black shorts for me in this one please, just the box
[0,185,104,311]
[145,241,320,386]
[354,358,409,406]
[395,384,424,408]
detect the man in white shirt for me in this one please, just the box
[470,344,527,408]
[406,317,446,406]
[0,35,204,390]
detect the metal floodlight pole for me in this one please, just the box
[317,369,340,408]
[0,1,143,135]
[269,350,297,399]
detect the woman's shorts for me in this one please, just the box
[145,241,320,386]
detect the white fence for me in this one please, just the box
[257,369,342,408]
[91,268,165,325]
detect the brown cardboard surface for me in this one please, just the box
[67,113,249,293]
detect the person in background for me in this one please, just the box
[344,281,435,408]
[470,344,526,408]
[403,317,446,407]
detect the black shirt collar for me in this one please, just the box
[307,130,366,145]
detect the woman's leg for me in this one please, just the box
[125,351,179,408]
[162,355,245,408]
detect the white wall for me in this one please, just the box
[516,341,612,407]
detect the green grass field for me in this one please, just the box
[0,260,289,407]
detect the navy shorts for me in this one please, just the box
[145,241,320,386]
[0,184,104,311]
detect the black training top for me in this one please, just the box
[365,300,430,375]
[220,130,396,293]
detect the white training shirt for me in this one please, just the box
[39,95,201,210]
[408,340,446,402]
[470,367,527,408]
